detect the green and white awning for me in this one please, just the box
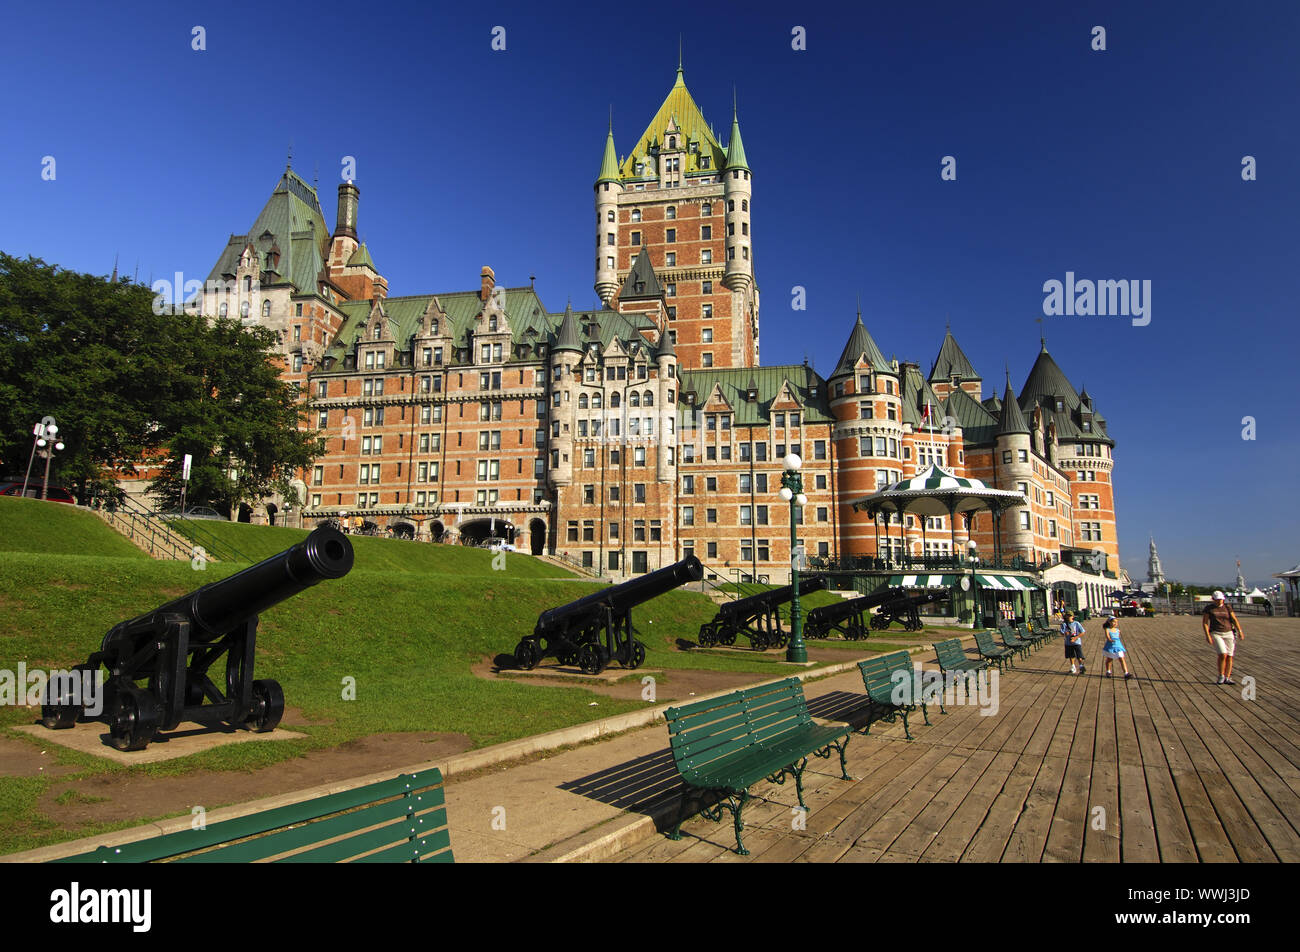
[888,574,957,589]
[975,574,1037,591]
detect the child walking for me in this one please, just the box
[1061,610,1085,675]
[1101,616,1133,679]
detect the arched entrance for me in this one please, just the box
[237,503,253,523]
[430,520,445,543]
[529,518,547,556]
[266,503,278,526]
[457,518,514,547]
[391,521,415,540]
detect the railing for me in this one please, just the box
[807,553,1053,574]
[163,510,256,564]
[92,497,194,561]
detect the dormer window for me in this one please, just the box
[489,316,498,332]
[430,319,439,334]
[1055,398,1064,412]
[372,324,381,340]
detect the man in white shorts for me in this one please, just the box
[1202,591,1243,685]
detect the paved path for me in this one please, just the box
[605,616,1300,863]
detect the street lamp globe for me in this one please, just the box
[796,493,808,506]
[778,486,793,502]
[783,453,802,471]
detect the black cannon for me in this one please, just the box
[698,577,829,650]
[41,525,354,751]
[869,589,949,632]
[514,556,703,675]
[804,587,908,641]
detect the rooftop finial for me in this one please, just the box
[678,34,683,74]
[856,292,862,322]
[286,141,293,170]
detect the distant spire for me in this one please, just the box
[286,141,293,170]
[856,293,861,322]
[111,253,118,283]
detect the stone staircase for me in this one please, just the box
[93,505,194,561]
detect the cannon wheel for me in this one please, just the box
[578,642,609,676]
[514,640,540,670]
[109,691,160,752]
[719,628,737,647]
[41,663,94,730]
[246,679,285,732]
[621,640,647,669]
[697,624,716,647]
[870,613,891,630]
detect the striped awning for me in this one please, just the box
[975,574,1037,591]
[887,574,957,589]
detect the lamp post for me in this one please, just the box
[779,453,808,663]
[968,540,979,628]
[22,420,65,499]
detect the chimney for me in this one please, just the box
[480,266,496,302]
[336,182,359,239]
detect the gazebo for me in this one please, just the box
[850,463,1027,564]
[1273,564,1300,616]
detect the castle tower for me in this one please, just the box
[596,63,758,371]
[829,311,902,559]
[994,374,1034,560]
[594,122,624,306]
[547,303,582,490]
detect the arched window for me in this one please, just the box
[629,391,640,407]
[631,209,641,222]
[591,392,602,409]
[240,300,250,318]
[261,300,271,317]
[606,210,615,222]
[578,393,589,409]
[643,390,654,407]
[430,319,439,334]
[243,276,252,292]
[219,303,228,317]
[611,392,621,408]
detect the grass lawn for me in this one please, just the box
[0,504,852,854]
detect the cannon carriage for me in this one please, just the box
[513,556,703,675]
[869,588,949,632]
[697,577,829,650]
[41,525,354,751]
[803,586,907,641]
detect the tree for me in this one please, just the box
[0,254,321,509]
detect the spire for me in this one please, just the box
[833,310,890,376]
[725,95,750,172]
[928,326,980,383]
[554,301,582,352]
[657,325,675,359]
[996,376,1029,436]
[678,35,683,76]
[596,118,620,185]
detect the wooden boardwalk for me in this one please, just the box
[616,616,1300,863]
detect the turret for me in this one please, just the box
[548,303,582,489]
[722,103,752,293]
[994,374,1034,558]
[595,122,624,307]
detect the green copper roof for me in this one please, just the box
[900,364,946,428]
[679,364,832,426]
[944,387,999,445]
[347,242,377,270]
[554,302,582,352]
[929,329,980,383]
[724,108,750,172]
[1018,343,1113,445]
[832,312,891,376]
[206,169,330,296]
[596,124,620,185]
[619,249,664,301]
[619,69,726,181]
[997,379,1030,436]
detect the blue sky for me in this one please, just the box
[2,0,1296,585]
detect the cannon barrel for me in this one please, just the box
[806,588,902,626]
[103,525,355,650]
[718,576,828,619]
[535,556,703,636]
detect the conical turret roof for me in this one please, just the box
[997,377,1029,436]
[553,302,582,352]
[832,311,891,377]
[619,248,664,301]
[725,105,750,172]
[929,328,980,383]
[596,122,620,185]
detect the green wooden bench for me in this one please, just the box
[974,629,1015,672]
[52,769,453,864]
[1016,621,1048,647]
[1032,616,1057,639]
[998,625,1033,660]
[665,678,852,855]
[856,651,929,740]
[932,638,989,713]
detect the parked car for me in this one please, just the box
[488,540,517,553]
[159,506,226,520]
[0,482,76,504]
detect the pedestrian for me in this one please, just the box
[1061,610,1085,675]
[1202,590,1243,685]
[1101,615,1133,679]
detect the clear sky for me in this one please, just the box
[2,0,1296,586]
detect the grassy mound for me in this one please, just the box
[0,497,147,560]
